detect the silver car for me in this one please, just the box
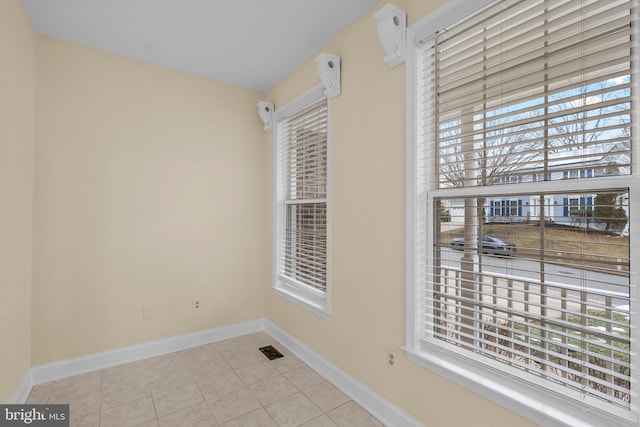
[450,235,517,256]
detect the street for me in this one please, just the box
[439,247,629,298]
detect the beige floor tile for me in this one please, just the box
[144,353,183,372]
[327,401,383,427]
[222,349,265,370]
[248,375,298,406]
[51,372,102,398]
[232,333,274,350]
[222,408,278,427]
[265,392,323,427]
[170,351,208,371]
[206,387,261,424]
[190,342,223,355]
[101,372,149,394]
[157,401,217,427]
[191,358,234,384]
[300,415,339,427]
[102,361,147,384]
[102,371,147,392]
[147,367,195,395]
[217,337,256,353]
[235,361,280,386]
[180,345,222,363]
[302,382,350,412]
[26,382,53,403]
[211,338,242,355]
[283,366,324,391]
[101,376,151,410]
[152,382,204,418]
[99,396,157,427]
[49,389,101,420]
[197,370,246,401]
[70,412,100,427]
[270,354,305,374]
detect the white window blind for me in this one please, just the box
[274,92,328,314]
[434,0,633,189]
[410,0,638,422]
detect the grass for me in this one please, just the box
[440,223,629,273]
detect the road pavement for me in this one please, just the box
[439,247,629,302]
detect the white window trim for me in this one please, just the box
[273,83,331,318]
[404,1,640,426]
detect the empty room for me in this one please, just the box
[1,0,638,426]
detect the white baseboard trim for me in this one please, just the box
[10,370,33,404]
[265,320,423,427]
[30,318,265,388]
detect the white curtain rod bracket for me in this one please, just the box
[316,52,341,98]
[257,101,275,131]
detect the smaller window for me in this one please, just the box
[273,85,330,317]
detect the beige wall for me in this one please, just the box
[0,0,36,402]
[32,36,266,365]
[264,1,536,426]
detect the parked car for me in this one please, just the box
[450,235,517,255]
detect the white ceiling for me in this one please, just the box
[22,0,380,92]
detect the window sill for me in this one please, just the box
[273,284,330,319]
[404,343,637,427]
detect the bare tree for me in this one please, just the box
[546,77,631,174]
[438,109,545,187]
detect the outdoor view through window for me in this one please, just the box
[416,0,635,412]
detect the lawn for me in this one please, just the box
[440,223,629,273]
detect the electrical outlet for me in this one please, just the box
[192,299,201,311]
[143,306,152,320]
[386,347,396,369]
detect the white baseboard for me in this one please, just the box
[10,370,33,404]
[29,318,265,388]
[265,320,424,427]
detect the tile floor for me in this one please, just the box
[26,332,385,427]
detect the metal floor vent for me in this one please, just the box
[259,345,284,360]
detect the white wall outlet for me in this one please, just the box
[192,299,201,311]
[386,347,396,369]
[143,306,152,320]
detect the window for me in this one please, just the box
[564,168,594,179]
[273,85,330,316]
[568,197,580,212]
[489,199,521,219]
[406,1,637,425]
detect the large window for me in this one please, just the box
[406,1,637,425]
[273,85,329,316]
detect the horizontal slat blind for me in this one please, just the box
[278,98,328,292]
[434,0,635,189]
[431,192,631,407]
[417,0,637,412]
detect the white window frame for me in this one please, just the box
[405,1,640,426]
[273,84,331,318]
[532,196,553,220]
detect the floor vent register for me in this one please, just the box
[259,345,284,360]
